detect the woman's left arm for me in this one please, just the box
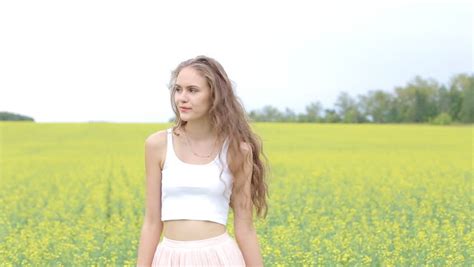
[232,142,264,267]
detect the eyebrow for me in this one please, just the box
[175,84,200,89]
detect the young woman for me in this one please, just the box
[136,55,270,266]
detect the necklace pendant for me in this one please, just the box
[193,153,210,158]
[182,128,218,158]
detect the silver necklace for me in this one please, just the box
[182,129,219,158]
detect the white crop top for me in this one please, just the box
[161,127,233,226]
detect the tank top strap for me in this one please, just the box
[217,137,230,165]
[222,137,230,154]
[165,127,178,166]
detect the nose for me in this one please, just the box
[176,90,189,103]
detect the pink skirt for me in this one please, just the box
[151,231,246,266]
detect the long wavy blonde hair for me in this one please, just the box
[167,55,270,219]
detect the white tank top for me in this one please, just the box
[161,127,233,226]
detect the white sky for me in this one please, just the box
[0,0,472,123]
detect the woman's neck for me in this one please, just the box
[181,122,218,142]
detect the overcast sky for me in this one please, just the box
[1,0,472,123]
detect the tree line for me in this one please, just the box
[2,73,472,124]
[247,73,473,124]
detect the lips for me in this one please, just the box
[179,107,191,112]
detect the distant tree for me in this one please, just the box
[305,101,323,122]
[361,90,394,123]
[323,108,341,123]
[394,76,440,122]
[451,73,474,123]
[436,85,451,115]
[282,107,297,122]
[296,113,309,122]
[430,112,452,125]
[334,92,366,123]
[447,83,463,121]
[262,105,283,121]
[460,84,474,123]
[248,105,283,122]
[0,111,35,121]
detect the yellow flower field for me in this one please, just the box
[1,122,472,266]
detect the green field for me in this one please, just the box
[1,122,472,266]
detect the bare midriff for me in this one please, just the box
[163,220,227,241]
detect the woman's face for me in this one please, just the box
[174,66,212,122]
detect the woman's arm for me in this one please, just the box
[232,142,264,267]
[136,133,165,266]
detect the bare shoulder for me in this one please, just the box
[145,129,168,170]
[145,129,167,147]
[227,140,252,164]
[239,141,252,155]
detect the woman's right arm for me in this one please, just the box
[136,131,166,266]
